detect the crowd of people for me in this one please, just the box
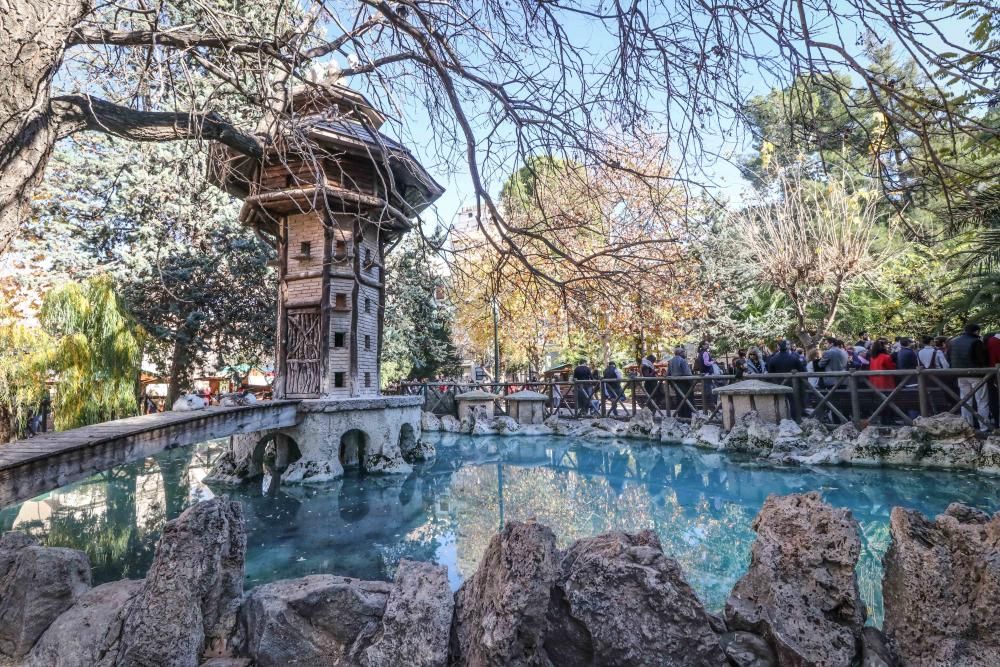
[566,323,1000,428]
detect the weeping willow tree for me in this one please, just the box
[41,275,144,430]
[0,302,51,442]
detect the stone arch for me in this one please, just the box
[274,433,302,469]
[339,429,369,470]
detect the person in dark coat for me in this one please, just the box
[948,323,991,427]
[766,340,806,374]
[573,359,596,417]
[602,361,626,416]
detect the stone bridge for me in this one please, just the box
[0,401,300,507]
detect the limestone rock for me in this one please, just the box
[978,434,1000,473]
[550,530,727,666]
[882,503,1000,666]
[829,421,860,445]
[421,411,442,432]
[236,575,392,666]
[25,579,144,667]
[492,415,522,434]
[281,459,342,483]
[725,492,866,666]
[627,407,655,436]
[451,521,559,666]
[860,627,897,667]
[439,414,462,433]
[365,453,412,475]
[719,631,778,667]
[690,423,723,450]
[660,417,690,443]
[116,499,246,666]
[912,412,976,439]
[360,561,453,667]
[400,439,437,463]
[0,532,92,662]
[724,412,778,456]
[594,418,628,436]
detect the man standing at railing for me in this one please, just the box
[948,323,991,428]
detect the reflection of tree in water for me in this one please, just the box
[449,444,758,608]
[0,443,220,583]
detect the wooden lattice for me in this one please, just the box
[285,307,322,396]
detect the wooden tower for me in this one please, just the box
[210,85,443,399]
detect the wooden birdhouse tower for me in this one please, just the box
[210,84,443,399]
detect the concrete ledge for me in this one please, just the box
[294,395,424,413]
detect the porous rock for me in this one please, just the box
[451,521,559,666]
[882,503,1000,666]
[725,492,866,666]
[719,631,778,667]
[235,575,392,667]
[660,417,690,442]
[115,499,246,666]
[724,412,778,456]
[360,560,453,667]
[549,530,727,666]
[0,532,91,662]
[25,579,144,667]
[439,414,462,433]
[421,411,442,432]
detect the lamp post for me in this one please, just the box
[492,298,500,384]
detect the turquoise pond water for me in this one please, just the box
[2,432,998,625]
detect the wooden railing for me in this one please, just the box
[395,367,1000,430]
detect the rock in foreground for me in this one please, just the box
[552,530,727,665]
[360,560,453,667]
[0,532,91,663]
[725,492,866,666]
[115,498,247,666]
[451,521,560,665]
[235,575,391,666]
[883,503,1000,666]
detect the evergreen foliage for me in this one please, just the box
[382,234,461,384]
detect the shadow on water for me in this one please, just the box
[3,432,998,626]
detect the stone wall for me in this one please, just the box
[423,407,1000,475]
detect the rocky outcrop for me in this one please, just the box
[400,439,437,463]
[723,412,779,457]
[360,560,453,667]
[659,417,690,442]
[551,530,727,665]
[719,631,778,667]
[451,521,560,665]
[0,532,91,663]
[725,492,866,666]
[25,579,144,667]
[236,575,392,666]
[882,503,1000,666]
[115,499,247,666]
[421,411,442,432]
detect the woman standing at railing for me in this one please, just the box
[869,340,896,391]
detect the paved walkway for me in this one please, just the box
[0,401,299,507]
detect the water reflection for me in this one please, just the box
[2,433,998,626]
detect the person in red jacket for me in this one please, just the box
[986,332,1000,367]
[868,339,896,391]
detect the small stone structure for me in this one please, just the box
[505,390,548,425]
[455,390,497,422]
[715,380,793,431]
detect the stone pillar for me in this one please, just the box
[714,380,794,431]
[505,390,548,425]
[455,390,497,421]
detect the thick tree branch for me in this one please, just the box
[51,95,264,160]
[67,27,283,55]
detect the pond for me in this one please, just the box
[2,432,997,626]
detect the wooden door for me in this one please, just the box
[285,306,322,397]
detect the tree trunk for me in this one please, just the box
[165,337,191,406]
[0,0,92,253]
